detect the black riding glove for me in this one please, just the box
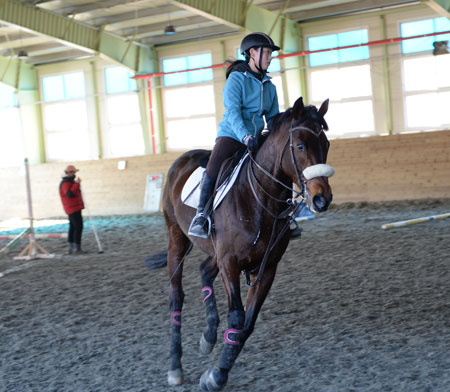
[242,134,258,152]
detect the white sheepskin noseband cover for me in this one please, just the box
[303,164,335,180]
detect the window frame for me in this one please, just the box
[101,65,146,158]
[305,26,378,139]
[396,15,450,132]
[40,70,92,162]
[160,51,218,152]
[0,84,23,167]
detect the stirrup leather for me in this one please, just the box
[188,213,212,238]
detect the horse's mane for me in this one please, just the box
[270,104,328,135]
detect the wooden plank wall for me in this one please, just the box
[1,131,449,221]
[328,130,450,203]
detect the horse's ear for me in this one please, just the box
[292,97,304,120]
[318,98,329,117]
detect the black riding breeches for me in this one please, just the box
[206,136,244,179]
[68,210,83,245]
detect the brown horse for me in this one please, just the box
[161,97,334,391]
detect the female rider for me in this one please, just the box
[189,32,280,238]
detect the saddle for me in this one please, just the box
[181,148,248,210]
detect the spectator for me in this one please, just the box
[59,165,86,254]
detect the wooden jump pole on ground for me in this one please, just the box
[13,158,55,260]
[381,212,450,229]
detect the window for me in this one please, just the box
[0,85,18,108]
[307,29,375,138]
[0,84,23,168]
[103,66,144,158]
[42,72,85,102]
[163,53,213,86]
[400,17,450,130]
[105,66,137,93]
[161,53,217,151]
[400,17,450,54]
[41,72,91,161]
[308,29,369,67]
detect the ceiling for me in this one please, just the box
[0,0,433,67]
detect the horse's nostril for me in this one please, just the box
[313,194,328,212]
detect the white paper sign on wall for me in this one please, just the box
[144,174,163,212]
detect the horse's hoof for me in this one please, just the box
[168,368,183,386]
[200,333,216,355]
[199,367,227,391]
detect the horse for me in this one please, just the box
[160,96,334,391]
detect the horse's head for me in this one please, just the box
[270,97,334,213]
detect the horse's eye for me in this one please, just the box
[297,143,306,152]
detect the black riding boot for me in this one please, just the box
[66,242,74,255]
[74,243,87,254]
[188,173,216,238]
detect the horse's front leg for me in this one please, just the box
[200,262,278,391]
[200,260,245,391]
[167,226,191,386]
[242,263,277,340]
[199,256,220,355]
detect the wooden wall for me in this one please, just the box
[328,130,450,203]
[1,130,449,221]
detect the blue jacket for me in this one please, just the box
[217,70,279,143]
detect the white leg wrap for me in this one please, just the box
[168,368,183,386]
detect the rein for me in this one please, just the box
[245,123,322,287]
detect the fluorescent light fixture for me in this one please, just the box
[164,24,176,35]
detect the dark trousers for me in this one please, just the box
[206,137,244,179]
[68,210,83,245]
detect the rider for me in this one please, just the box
[188,32,280,238]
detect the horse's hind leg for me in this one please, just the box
[199,256,220,355]
[167,224,191,386]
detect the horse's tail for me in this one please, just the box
[144,250,168,270]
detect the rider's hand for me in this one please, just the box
[242,134,258,152]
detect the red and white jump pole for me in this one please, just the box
[0,233,67,240]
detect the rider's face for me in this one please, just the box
[249,47,273,71]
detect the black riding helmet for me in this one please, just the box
[240,32,280,55]
[240,32,280,74]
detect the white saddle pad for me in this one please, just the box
[181,153,249,210]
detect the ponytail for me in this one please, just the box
[225,59,246,79]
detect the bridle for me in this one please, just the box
[248,122,324,217]
[245,122,326,287]
[287,123,324,188]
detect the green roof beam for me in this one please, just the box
[172,0,246,29]
[422,0,450,18]
[0,0,155,73]
[172,0,299,53]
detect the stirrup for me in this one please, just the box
[188,213,211,239]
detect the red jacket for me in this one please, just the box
[59,177,84,215]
